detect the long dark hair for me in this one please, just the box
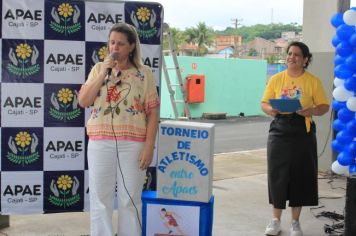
[286,41,312,69]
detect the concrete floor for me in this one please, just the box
[0,149,347,236]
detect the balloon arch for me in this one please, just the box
[330,8,356,176]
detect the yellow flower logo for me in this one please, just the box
[15,131,31,148]
[57,88,73,104]
[57,175,73,191]
[136,7,151,22]
[58,3,74,18]
[16,43,32,60]
[98,46,108,61]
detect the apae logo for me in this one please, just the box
[7,43,40,78]
[130,7,158,40]
[49,3,81,36]
[92,46,107,64]
[49,88,81,122]
[7,131,40,166]
[49,175,80,208]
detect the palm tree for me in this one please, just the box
[162,27,185,55]
[182,27,198,56]
[195,22,214,55]
[183,22,214,56]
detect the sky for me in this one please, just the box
[140,0,356,30]
[140,0,303,30]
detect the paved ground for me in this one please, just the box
[0,149,347,236]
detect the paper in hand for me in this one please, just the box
[269,99,302,113]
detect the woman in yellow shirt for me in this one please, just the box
[78,23,159,236]
[261,42,329,236]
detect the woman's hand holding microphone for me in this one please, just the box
[99,52,118,80]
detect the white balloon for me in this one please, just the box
[331,160,349,175]
[333,86,354,101]
[347,97,356,111]
[343,9,356,26]
[334,77,344,87]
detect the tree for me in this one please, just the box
[182,22,214,56]
[163,22,302,57]
[215,23,302,42]
[162,27,185,54]
[266,55,278,64]
[195,23,214,46]
[248,48,257,56]
[184,27,197,44]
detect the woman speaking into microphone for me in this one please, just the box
[78,23,160,236]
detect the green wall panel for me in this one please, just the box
[160,56,267,118]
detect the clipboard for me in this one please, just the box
[269,99,302,113]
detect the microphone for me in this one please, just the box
[107,52,119,77]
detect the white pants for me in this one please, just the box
[88,139,145,236]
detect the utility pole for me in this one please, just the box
[231,18,242,30]
[231,18,242,57]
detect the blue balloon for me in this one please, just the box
[346,54,356,71]
[332,100,346,111]
[344,76,356,92]
[336,130,354,144]
[349,33,356,46]
[331,13,345,28]
[337,151,354,166]
[347,141,356,155]
[338,108,355,123]
[332,139,345,153]
[346,119,356,134]
[334,64,353,79]
[332,35,341,48]
[333,119,346,131]
[334,55,346,65]
[337,24,355,40]
[349,164,356,174]
[336,41,353,57]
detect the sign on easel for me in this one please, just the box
[157,120,215,202]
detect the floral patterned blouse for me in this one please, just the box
[84,63,160,142]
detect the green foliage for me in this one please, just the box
[266,55,279,64]
[164,22,301,55]
[215,23,301,42]
[248,48,257,56]
[163,27,185,51]
[164,22,214,56]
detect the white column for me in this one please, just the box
[303,0,350,171]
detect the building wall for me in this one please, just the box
[215,35,242,46]
[244,37,277,57]
[160,56,267,118]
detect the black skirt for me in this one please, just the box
[267,113,318,209]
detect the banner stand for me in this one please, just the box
[0,215,9,229]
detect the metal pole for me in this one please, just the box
[335,1,354,235]
[344,177,356,236]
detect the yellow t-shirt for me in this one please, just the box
[261,70,330,131]
[85,63,160,142]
